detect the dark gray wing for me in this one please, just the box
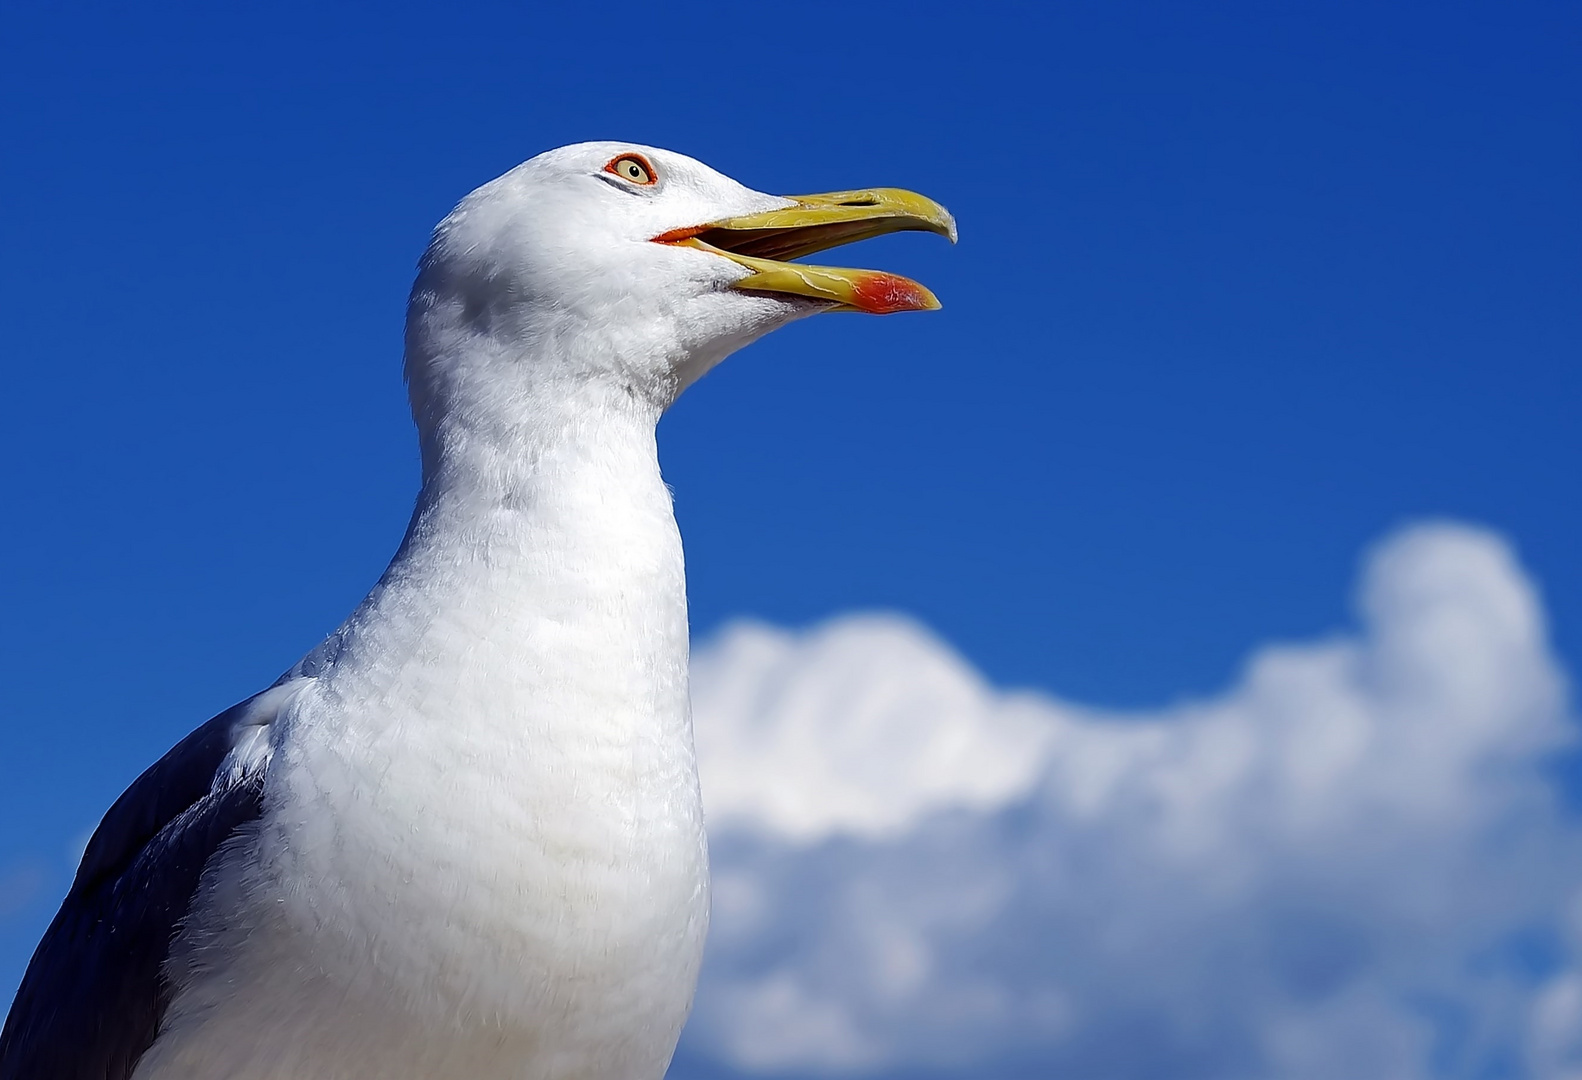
[0,687,287,1080]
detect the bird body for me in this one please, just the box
[2,142,953,1080]
[135,382,703,1079]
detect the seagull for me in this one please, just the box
[0,142,954,1080]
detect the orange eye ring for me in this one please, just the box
[604,154,657,186]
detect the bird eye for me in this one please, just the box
[605,154,656,186]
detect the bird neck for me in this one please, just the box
[325,375,691,746]
[412,375,668,528]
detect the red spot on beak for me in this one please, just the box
[850,272,934,314]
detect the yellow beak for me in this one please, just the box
[656,189,957,314]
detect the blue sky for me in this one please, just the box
[1,1,1579,1077]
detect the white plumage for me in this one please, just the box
[1,141,952,1080]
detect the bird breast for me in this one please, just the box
[149,461,708,1079]
[282,528,705,1025]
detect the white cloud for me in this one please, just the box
[680,523,1582,1079]
[691,614,1054,843]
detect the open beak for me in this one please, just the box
[654,189,957,314]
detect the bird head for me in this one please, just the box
[404,141,955,432]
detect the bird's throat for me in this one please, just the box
[329,379,696,792]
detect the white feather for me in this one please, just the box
[132,143,817,1080]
